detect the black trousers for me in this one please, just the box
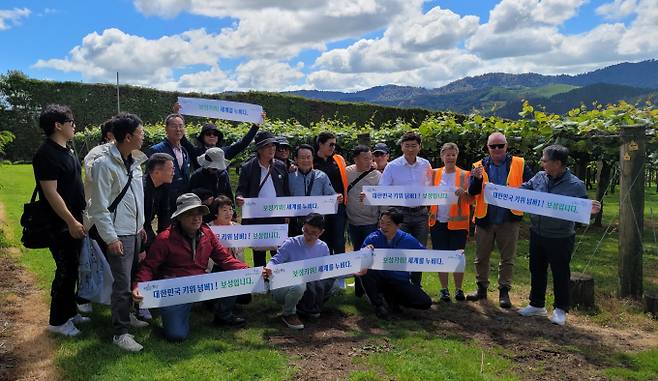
[528,231,575,312]
[360,270,432,310]
[48,231,82,326]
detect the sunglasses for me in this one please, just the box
[204,131,220,137]
[488,143,506,150]
[373,152,387,157]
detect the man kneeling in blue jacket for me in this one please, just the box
[359,209,432,319]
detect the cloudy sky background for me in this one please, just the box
[1,0,656,93]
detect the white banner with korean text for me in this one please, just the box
[177,96,264,124]
[138,267,266,309]
[368,249,466,273]
[211,224,288,248]
[267,252,362,290]
[484,184,593,224]
[362,186,458,207]
[241,195,338,218]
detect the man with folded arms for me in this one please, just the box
[132,193,249,342]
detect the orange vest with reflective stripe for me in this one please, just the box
[334,154,348,204]
[472,156,525,220]
[428,167,470,230]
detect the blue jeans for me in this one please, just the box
[348,224,378,251]
[159,296,237,341]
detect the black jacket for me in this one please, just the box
[468,154,534,227]
[188,167,234,201]
[236,156,289,224]
[182,124,260,171]
[142,174,171,250]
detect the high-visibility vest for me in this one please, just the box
[334,154,348,205]
[428,167,470,230]
[472,156,525,220]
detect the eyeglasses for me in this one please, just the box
[328,143,336,147]
[62,119,76,125]
[488,144,506,150]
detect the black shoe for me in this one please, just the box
[455,289,466,301]
[440,288,451,302]
[466,283,488,301]
[375,305,391,320]
[213,315,246,327]
[499,287,512,309]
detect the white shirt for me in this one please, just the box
[258,161,277,198]
[436,171,456,223]
[379,155,432,187]
[172,145,184,170]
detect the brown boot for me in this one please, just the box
[466,283,487,301]
[499,287,512,309]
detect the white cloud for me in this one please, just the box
[0,7,30,30]
[234,59,304,90]
[596,0,638,19]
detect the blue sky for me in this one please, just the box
[1,0,655,92]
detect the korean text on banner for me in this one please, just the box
[362,186,458,207]
[138,267,266,309]
[177,96,264,124]
[369,249,465,273]
[268,252,362,290]
[484,184,593,224]
[211,224,288,248]
[241,195,338,219]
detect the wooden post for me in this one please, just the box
[618,125,645,299]
[645,292,658,319]
[594,160,612,227]
[570,272,595,310]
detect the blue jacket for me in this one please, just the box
[362,229,425,282]
[521,169,588,238]
[145,139,191,193]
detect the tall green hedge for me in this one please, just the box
[0,71,449,161]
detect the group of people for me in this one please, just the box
[32,103,600,353]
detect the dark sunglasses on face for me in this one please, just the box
[373,152,386,157]
[488,143,506,150]
[276,146,289,151]
[204,131,220,137]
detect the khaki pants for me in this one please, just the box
[474,221,520,289]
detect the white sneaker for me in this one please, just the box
[518,305,548,317]
[113,333,143,352]
[129,313,149,328]
[71,314,91,324]
[77,303,93,314]
[549,308,567,326]
[47,320,80,337]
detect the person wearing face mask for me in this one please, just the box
[288,144,343,236]
[428,143,474,303]
[517,145,601,326]
[465,132,534,308]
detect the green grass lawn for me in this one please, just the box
[1,163,657,381]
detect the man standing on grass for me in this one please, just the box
[33,104,89,337]
[87,113,148,352]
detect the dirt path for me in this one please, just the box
[0,204,56,381]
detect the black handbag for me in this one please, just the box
[20,185,54,249]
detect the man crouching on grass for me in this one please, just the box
[132,193,249,342]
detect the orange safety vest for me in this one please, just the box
[472,156,525,221]
[428,167,470,230]
[334,154,349,204]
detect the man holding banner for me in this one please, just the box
[359,209,432,319]
[236,131,290,267]
[263,213,337,330]
[378,131,433,287]
[517,145,600,326]
[466,132,534,308]
[132,193,249,342]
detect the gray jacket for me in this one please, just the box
[521,169,588,238]
[86,143,147,244]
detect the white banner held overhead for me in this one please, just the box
[138,267,266,309]
[241,195,338,219]
[211,224,288,248]
[362,186,458,207]
[484,184,593,224]
[268,252,362,290]
[177,96,264,124]
[369,249,466,273]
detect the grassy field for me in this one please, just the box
[1,163,657,381]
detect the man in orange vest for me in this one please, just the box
[466,132,534,308]
[428,143,474,302]
[314,132,349,257]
